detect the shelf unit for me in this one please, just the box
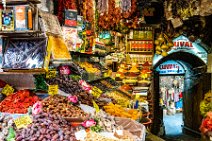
[0,0,45,90]
[0,31,44,37]
[0,71,45,75]
[0,0,41,5]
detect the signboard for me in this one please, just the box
[48,85,58,96]
[153,35,208,66]
[14,115,32,129]
[156,60,185,75]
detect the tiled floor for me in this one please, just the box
[163,113,201,141]
[164,113,183,136]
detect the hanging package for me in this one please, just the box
[2,37,47,70]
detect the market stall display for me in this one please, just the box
[16,112,77,141]
[0,90,39,114]
[0,114,15,141]
[0,0,210,140]
[46,75,84,94]
[104,103,141,120]
[42,95,88,120]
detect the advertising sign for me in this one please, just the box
[153,35,208,66]
[156,60,185,75]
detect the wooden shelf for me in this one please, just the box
[0,71,45,75]
[128,51,153,53]
[0,0,41,5]
[0,30,43,37]
[128,39,153,41]
[70,51,107,57]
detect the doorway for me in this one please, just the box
[159,75,184,136]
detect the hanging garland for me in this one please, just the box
[98,0,137,30]
[82,0,96,32]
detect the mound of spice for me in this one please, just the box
[0,90,39,114]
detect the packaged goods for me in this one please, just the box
[2,37,47,70]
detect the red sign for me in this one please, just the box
[173,41,193,48]
[159,64,179,70]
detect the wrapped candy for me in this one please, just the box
[32,101,43,115]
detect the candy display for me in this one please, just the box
[42,95,88,119]
[85,131,134,141]
[77,92,116,108]
[78,62,101,74]
[2,38,47,70]
[104,103,141,120]
[93,110,120,132]
[46,75,84,94]
[115,117,146,139]
[16,112,77,141]
[48,36,72,60]
[106,91,131,107]
[0,114,15,141]
[90,81,110,93]
[0,90,39,114]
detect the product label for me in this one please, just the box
[92,100,100,112]
[65,9,77,27]
[59,66,71,75]
[91,86,102,98]
[48,85,58,96]
[14,115,32,129]
[116,73,121,77]
[46,69,56,79]
[15,6,27,30]
[1,84,14,96]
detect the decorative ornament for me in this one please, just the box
[67,95,78,104]
[32,101,43,115]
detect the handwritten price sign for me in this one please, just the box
[1,84,14,96]
[14,115,32,129]
[48,85,58,96]
[92,100,100,113]
[91,86,102,98]
[46,69,57,79]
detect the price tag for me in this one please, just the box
[14,115,32,129]
[46,69,57,79]
[75,129,87,140]
[92,100,100,112]
[48,85,58,96]
[91,86,102,98]
[1,84,14,96]
[116,73,121,77]
[135,94,140,100]
[92,86,102,93]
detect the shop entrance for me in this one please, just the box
[160,75,184,136]
[151,35,210,138]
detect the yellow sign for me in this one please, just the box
[1,84,14,96]
[116,73,121,77]
[91,86,102,98]
[92,100,100,112]
[48,85,58,96]
[135,94,140,100]
[46,69,56,79]
[14,115,32,129]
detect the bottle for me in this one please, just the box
[28,8,33,30]
[131,41,134,51]
[147,27,153,39]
